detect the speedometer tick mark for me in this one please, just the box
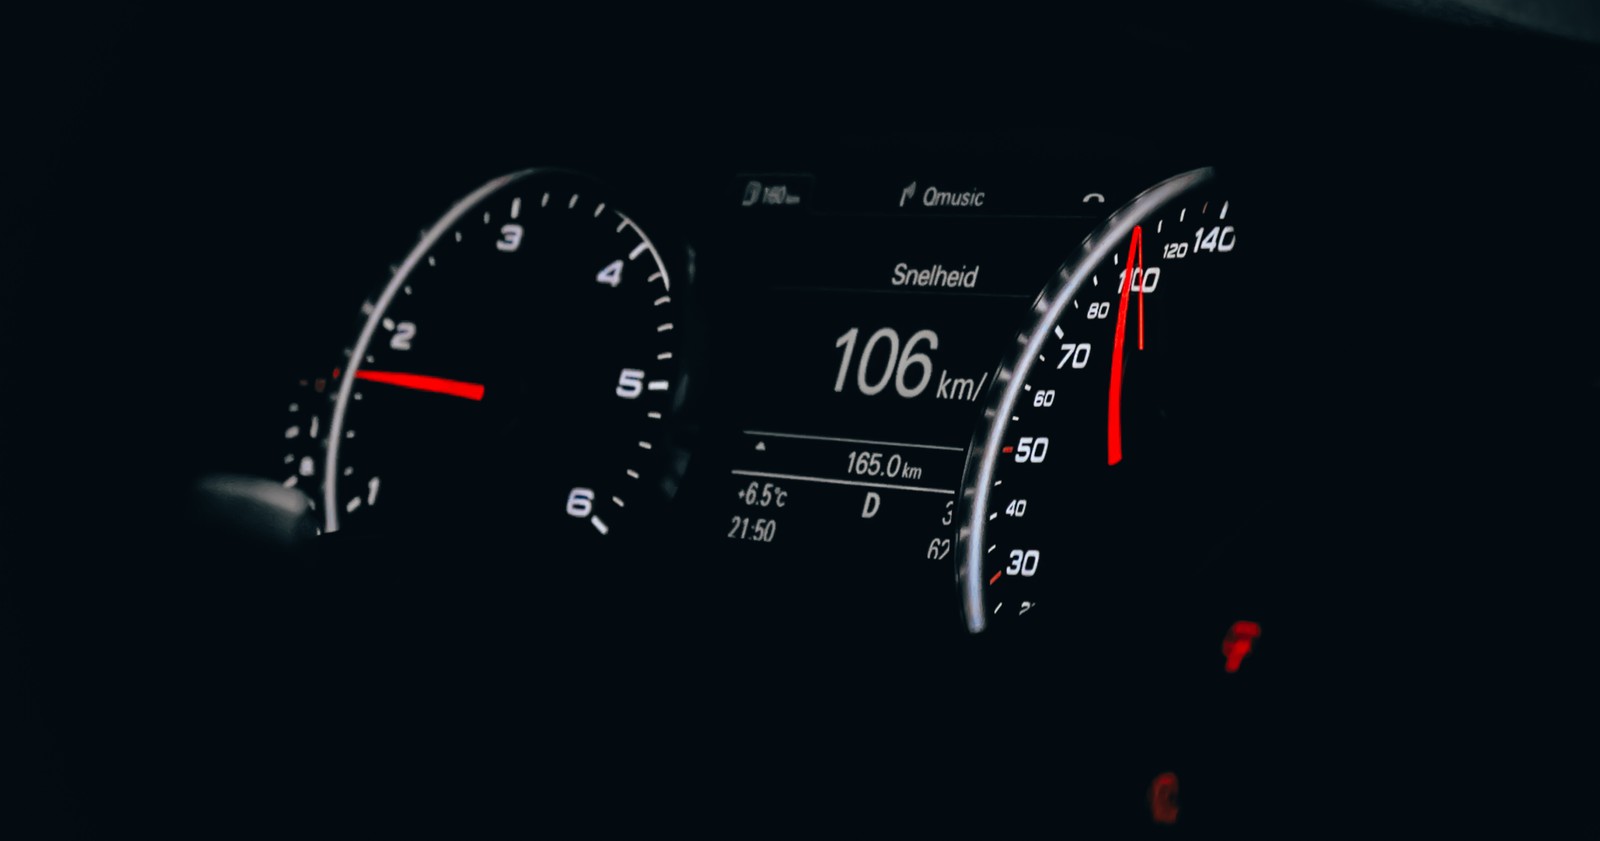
[568,194,580,209]
[654,295,670,306]
[626,469,640,479]
[1219,201,1229,219]
[482,211,490,224]
[638,441,652,450]
[1157,219,1163,233]
[453,231,462,242]
[656,352,673,360]
[629,242,649,261]
[615,219,628,233]
[1202,201,1209,214]
[1179,208,1186,222]
[510,197,521,219]
[541,192,550,207]
[427,256,436,266]
[648,271,662,283]
[647,411,661,419]
[657,323,674,332]
[593,202,605,217]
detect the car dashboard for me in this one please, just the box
[6,3,1600,836]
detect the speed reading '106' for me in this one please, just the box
[960,168,1241,632]
[833,327,990,403]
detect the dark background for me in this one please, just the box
[5,3,1598,836]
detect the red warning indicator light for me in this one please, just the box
[1222,620,1261,673]
[1148,771,1180,825]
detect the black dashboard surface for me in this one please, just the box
[6,4,1599,837]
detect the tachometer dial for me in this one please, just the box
[959,168,1244,632]
[322,169,685,541]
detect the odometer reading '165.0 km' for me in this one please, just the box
[959,168,1242,632]
[321,169,683,542]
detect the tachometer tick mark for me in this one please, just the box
[510,197,521,219]
[647,411,661,419]
[657,323,674,333]
[590,515,610,535]
[616,219,628,233]
[593,202,606,217]
[638,440,653,450]
[567,194,580,209]
[656,352,673,360]
[629,242,650,261]
[482,211,490,224]
[647,380,669,392]
[453,231,462,242]
[540,192,550,207]
[654,295,671,306]
[626,469,640,479]
[611,496,625,508]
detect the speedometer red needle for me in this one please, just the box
[1108,225,1143,466]
[355,370,485,401]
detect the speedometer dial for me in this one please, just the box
[958,168,1242,632]
[322,169,684,541]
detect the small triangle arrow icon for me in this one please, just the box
[754,441,767,451]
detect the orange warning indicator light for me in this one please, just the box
[1222,620,1261,673]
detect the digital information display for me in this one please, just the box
[693,170,1122,630]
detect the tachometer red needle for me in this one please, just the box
[355,370,485,401]
[1108,225,1143,466]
